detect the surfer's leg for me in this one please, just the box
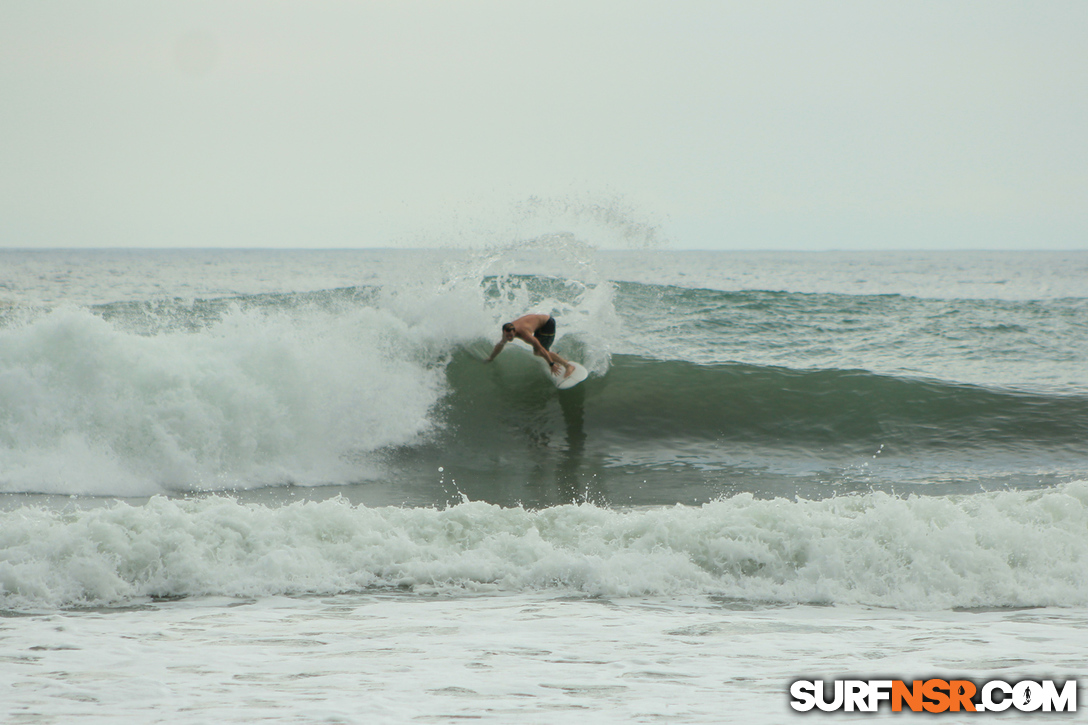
[534,318,572,377]
[554,353,575,378]
[535,317,556,351]
[545,348,575,378]
[533,346,573,376]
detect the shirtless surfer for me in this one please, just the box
[485,314,575,378]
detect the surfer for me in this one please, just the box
[485,314,575,378]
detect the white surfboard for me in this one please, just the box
[547,361,589,390]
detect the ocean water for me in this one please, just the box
[1,246,1086,723]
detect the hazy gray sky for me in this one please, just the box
[2,1,1086,250]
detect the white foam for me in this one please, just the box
[441,239,622,375]
[9,593,1085,724]
[0,304,448,495]
[0,244,627,497]
[3,482,1086,611]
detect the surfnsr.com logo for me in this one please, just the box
[789,679,1077,713]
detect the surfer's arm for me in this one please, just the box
[525,334,572,375]
[484,341,505,362]
[523,335,558,366]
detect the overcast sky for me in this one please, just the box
[2,1,1086,250]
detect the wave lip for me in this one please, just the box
[3,482,1086,612]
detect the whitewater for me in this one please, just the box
[2,246,1087,723]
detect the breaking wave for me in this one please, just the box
[2,482,1086,611]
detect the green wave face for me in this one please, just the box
[442,352,1088,449]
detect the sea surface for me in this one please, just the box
[1,245,1086,723]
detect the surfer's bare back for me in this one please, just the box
[485,314,575,378]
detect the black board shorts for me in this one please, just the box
[535,317,556,351]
